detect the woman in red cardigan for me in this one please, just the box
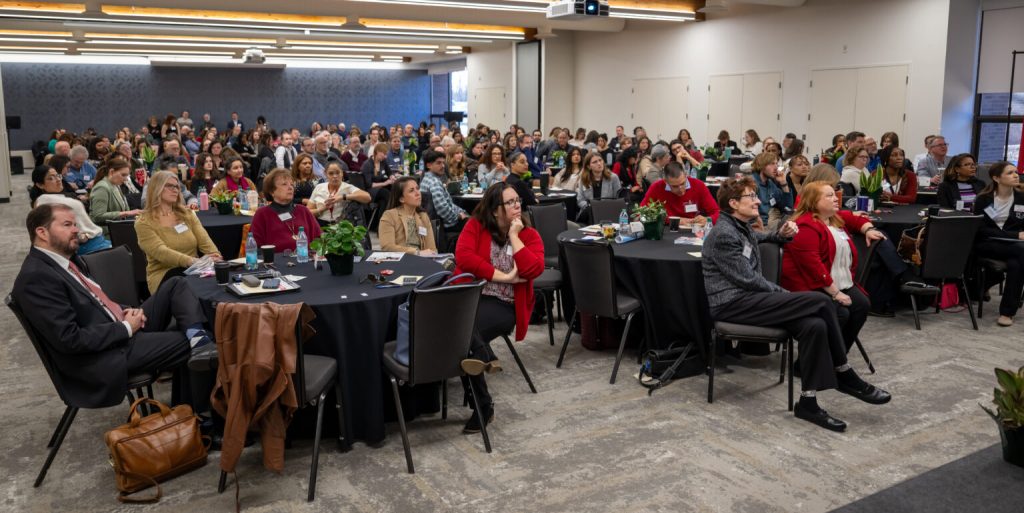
[250,168,321,253]
[454,182,545,434]
[781,182,886,352]
[878,145,917,205]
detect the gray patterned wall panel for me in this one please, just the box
[1,63,431,149]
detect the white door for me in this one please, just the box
[854,65,908,146]
[741,72,782,142]
[632,79,661,139]
[658,77,689,142]
[808,68,858,156]
[708,74,743,144]
[472,87,506,129]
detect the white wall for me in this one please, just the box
[541,33,575,132]
[941,0,981,154]
[466,44,514,129]
[572,0,951,154]
[978,5,1024,93]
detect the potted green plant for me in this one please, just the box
[703,145,722,162]
[633,200,667,240]
[309,220,369,276]
[981,366,1024,468]
[697,161,712,181]
[209,190,236,215]
[859,165,884,204]
[550,150,567,169]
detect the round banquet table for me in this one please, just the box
[196,209,252,259]
[864,204,926,241]
[186,254,443,448]
[557,229,711,355]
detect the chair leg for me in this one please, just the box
[502,335,537,393]
[542,291,555,346]
[218,471,228,493]
[977,267,985,319]
[556,290,563,322]
[467,378,492,453]
[35,406,77,487]
[787,339,794,412]
[307,391,327,502]
[778,342,786,384]
[909,294,922,330]
[610,312,636,385]
[960,279,978,331]
[46,405,75,448]
[934,280,943,314]
[441,379,448,420]
[334,382,348,452]
[389,376,414,474]
[557,309,578,368]
[854,338,876,374]
[707,331,717,404]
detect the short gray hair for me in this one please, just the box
[651,144,670,160]
[69,145,88,159]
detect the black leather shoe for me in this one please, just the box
[463,404,494,434]
[868,308,895,318]
[188,343,218,371]
[794,403,847,432]
[837,381,892,405]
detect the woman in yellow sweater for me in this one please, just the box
[135,171,222,293]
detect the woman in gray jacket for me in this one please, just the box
[576,151,622,223]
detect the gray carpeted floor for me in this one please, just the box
[1,172,1022,513]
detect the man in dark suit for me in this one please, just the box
[12,204,215,409]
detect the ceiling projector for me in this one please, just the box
[243,48,266,64]
[547,0,609,19]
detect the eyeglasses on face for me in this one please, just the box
[502,197,522,208]
[44,174,62,182]
[735,193,758,201]
[163,183,180,191]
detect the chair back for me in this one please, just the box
[529,203,568,267]
[108,220,148,286]
[345,172,368,190]
[562,239,619,318]
[408,280,484,385]
[80,245,141,307]
[758,242,782,284]
[6,294,73,405]
[592,199,626,223]
[920,215,982,280]
[851,232,876,284]
[420,189,438,220]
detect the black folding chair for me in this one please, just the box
[108,220,150,301]
[900,215,982,330]
[80,245,141,307]
[708,243,795,410]
[214,303,342,502]
[591,199,627,224]
[381,280,490,473]
[6,294,155,487]
[558,239,644,384]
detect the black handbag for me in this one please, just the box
[638,342,705,394]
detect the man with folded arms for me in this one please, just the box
[12,204,216,410]
[702,177,891,432]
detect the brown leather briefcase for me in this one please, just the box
[105,398,208,503]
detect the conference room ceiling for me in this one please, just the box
[0,0,704,64]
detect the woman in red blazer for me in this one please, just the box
[781,182,885,353]
[454,182,545,434]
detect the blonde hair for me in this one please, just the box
[805,163,840,187]
[790,181,844,228]
[446,144,466,181]
[141,171,189,221]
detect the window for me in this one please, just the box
[450,69,468,133]
[973,92,1024,165]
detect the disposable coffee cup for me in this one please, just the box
[261,245,275,264]
[214,262,231,284]
[669,216,681,232]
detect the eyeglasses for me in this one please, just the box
[360,273,388,285]
[736,193,758,201]
[502,197,522,208]
[930,142,948,148]
[163,183,180,191]
[44,174,62,182]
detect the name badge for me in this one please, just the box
[985,205,999,220]
[418,226,428,236]
[769,197,776,207]
[174,223,188,234]
[684,203,698,213]
[955,200,965,212]
[1015,205,1024,213]
[506,245,514,256]
[278,212,293,222]
[742,243,752,259]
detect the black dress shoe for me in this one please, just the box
[868,308,895,318]
[463,404,494,434]
[794,402,847,432]
[837,382,892,405]
[188,343,218,372]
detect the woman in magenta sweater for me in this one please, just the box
[454,182,545,434]
[250,168,321,253]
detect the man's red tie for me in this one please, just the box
[68,261,125,322]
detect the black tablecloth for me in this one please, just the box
[868,204,926,241]
[197,209,252,258]
[557,230,710,354]
[186,254,443,447]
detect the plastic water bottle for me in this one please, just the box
[246,190,259,210]
[702,218,714,240]
[239,189,249,211]
[198,186,209,211]
[245,232,258,271]
[462,174,469,193]
[618,208,630,237]
[296,226,309,263]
